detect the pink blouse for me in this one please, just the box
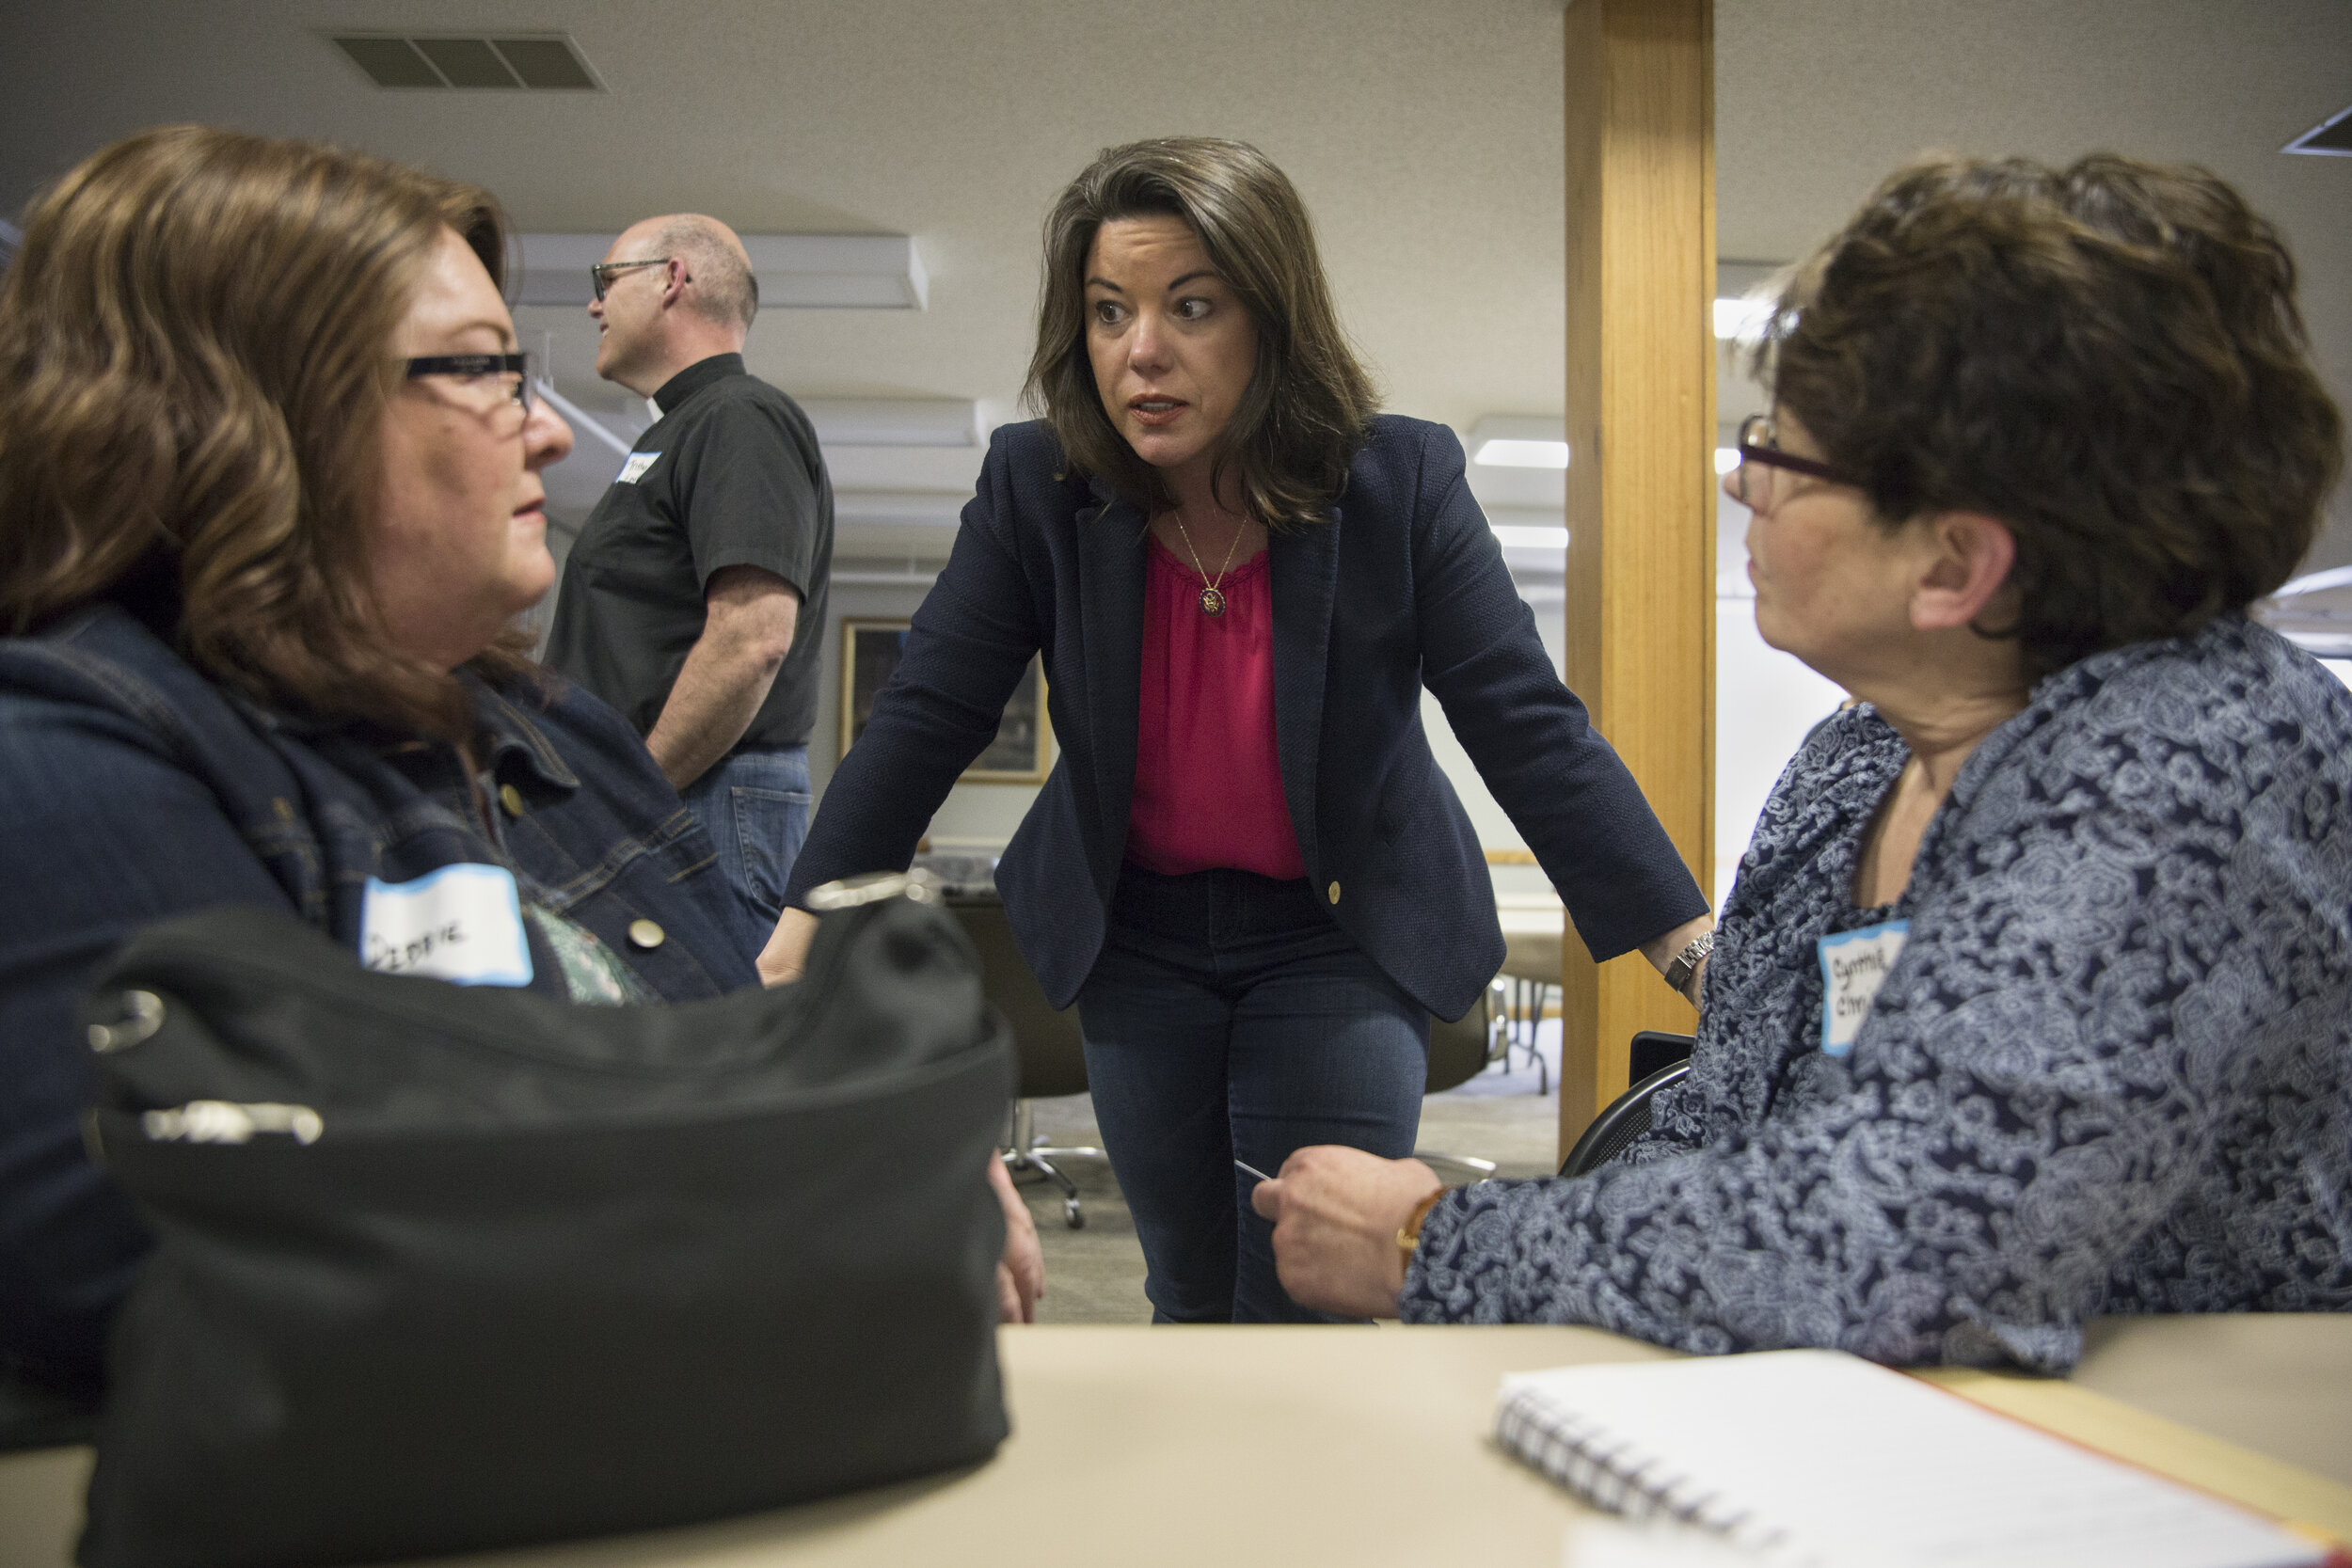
[1125,535,1307,881]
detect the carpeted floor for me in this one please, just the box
[1009,1025,1565,1323]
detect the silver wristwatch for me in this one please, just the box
[1663,930,1714,998]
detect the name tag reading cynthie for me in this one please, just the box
[1817,918,1908,1057]
[359,863,533,987]
[615,451,659,484]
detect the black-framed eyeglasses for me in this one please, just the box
[404,353,532,417]
[1728,412,1857,509]
[589,258,672,300]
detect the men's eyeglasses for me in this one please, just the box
[1727,412,1858,509]
[404,353,532,417]
[590,258,673,300]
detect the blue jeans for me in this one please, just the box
[1077,866,1429,1323]
[678,744,810,961]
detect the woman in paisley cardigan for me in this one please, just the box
[1250,152,2351,1370]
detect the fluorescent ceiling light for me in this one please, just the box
[1714,295,1773,340]
[1468,416,1569,468]
[515,233,927,309]
[2273,564,2352,597]
[1714,447,1740,475]
[2283,103,2352,156]
[531,379,632,458]
[798,399,978,447]
[1493,525,1567,549]
[2251,563,2352,657]
[1478,439,1570,469]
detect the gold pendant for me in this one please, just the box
[1200,586,1226,617]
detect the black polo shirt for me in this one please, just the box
[545,354,833,751]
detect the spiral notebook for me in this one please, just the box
[1496,1350,2332,1568]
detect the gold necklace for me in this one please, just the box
[1168,509,1245,618]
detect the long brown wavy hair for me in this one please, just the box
[1024,137,1378,531]
[1756,152,2344,682]
[0,124,528,739]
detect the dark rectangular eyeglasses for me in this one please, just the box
[404,353,532,416]
[589,259,670,301]
[1728,412,1856,509]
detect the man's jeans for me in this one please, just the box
[677,744,810,962]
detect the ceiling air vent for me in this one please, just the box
[2283,104,2352,157]
[330,34,600,90]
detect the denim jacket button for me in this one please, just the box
[498,784,525,818]
[1327,880,1342,906]
[627,918,666,951]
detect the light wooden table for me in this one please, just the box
[1496,897,1565,987]
[5,1318,2347,1568]
[1493,899,1566,1090]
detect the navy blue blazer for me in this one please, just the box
[784,416,1707,1020]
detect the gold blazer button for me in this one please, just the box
[1327,880,1342,906]
[498,784,525,817]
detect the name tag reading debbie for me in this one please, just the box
[1817,919,1908,1057]
[360,863,533,987]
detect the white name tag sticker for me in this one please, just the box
[615,451,659,484]
[1818,918,1908,1057]
[360,864,533,987]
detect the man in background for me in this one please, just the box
[545,214,834,957]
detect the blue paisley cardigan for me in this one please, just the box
[1400,616,2352,1370]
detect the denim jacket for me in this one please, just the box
[0,604,756,1392]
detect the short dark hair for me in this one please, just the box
[1756,152,2344,681]
[1024,137,1378,531]
[0,125,524,740]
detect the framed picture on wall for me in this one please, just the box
[839,619,1051,784]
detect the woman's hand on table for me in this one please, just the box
[1250,1148,1443,1319]
[756,906,819,989]
[989,1153,1045,1323]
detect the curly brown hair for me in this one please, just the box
[0,124,527,739]
[1024,137,1378,531]
[1756,152,2344,681]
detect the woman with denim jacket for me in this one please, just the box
[0,128,1041,1399]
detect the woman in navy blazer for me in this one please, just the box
[769,138,1708,1322]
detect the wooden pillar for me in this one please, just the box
[1558,0,1715,1153]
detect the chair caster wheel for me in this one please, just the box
[1064,1200,1085,1228]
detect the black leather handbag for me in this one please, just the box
[74,878,1013,1568]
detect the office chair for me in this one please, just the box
[1628,1029,1695,1085]
[1558,1059,1692,1178]
[1503,976,1555,1093]
[940,888,1105,1229]
[1411,987,1504,1179]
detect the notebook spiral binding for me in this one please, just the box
[1495,1395,1790,1557]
